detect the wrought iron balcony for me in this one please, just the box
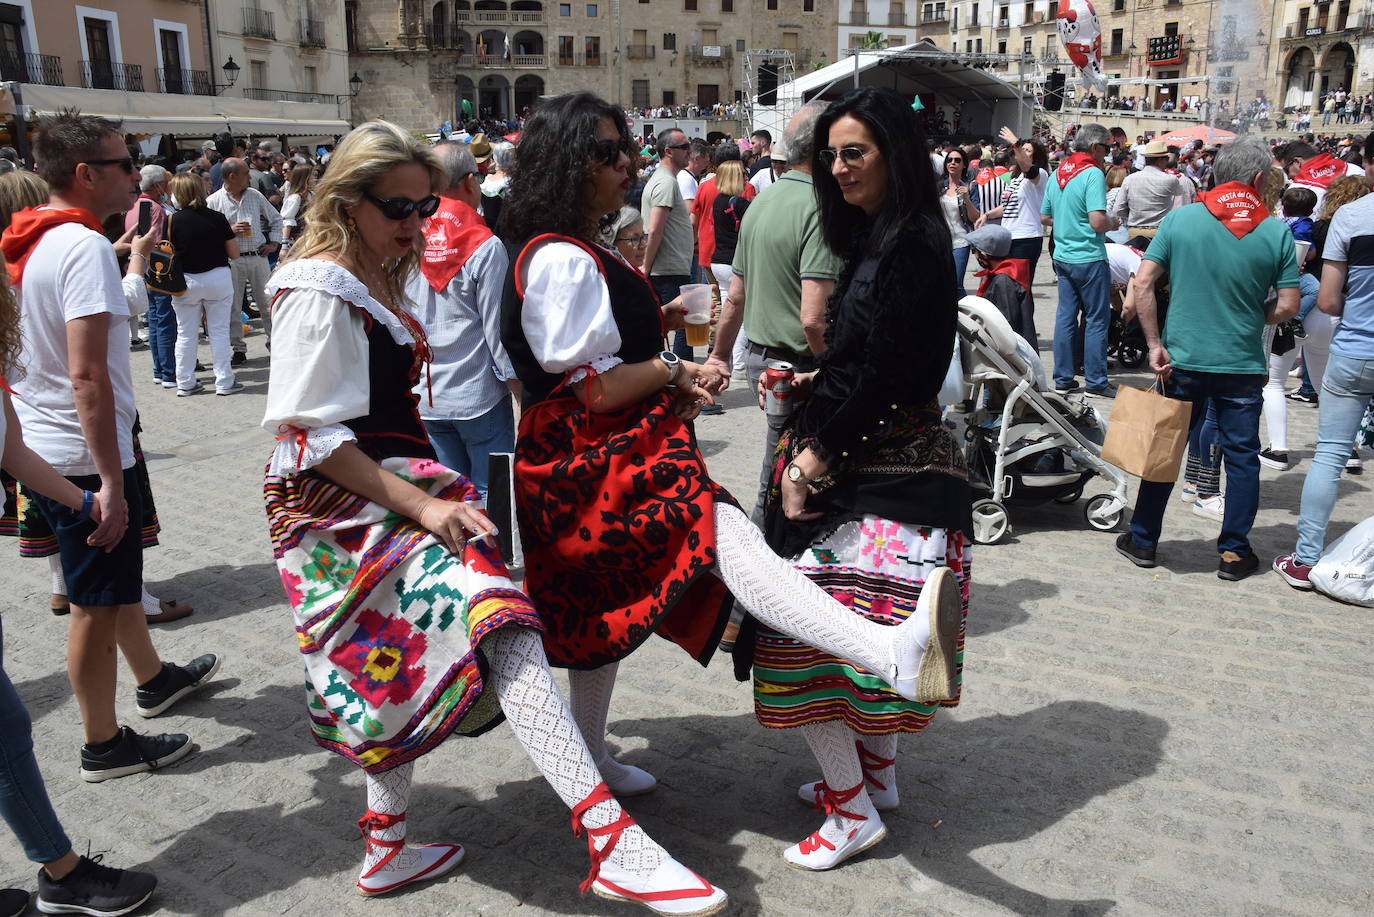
[689,44,733,63]
[0,51,64,86]
[626,44,655,59]
[242,87,334,103]
[243,7,275,40]
[157,68,213,95]
[81,60,143,92]
[299,18,326,48]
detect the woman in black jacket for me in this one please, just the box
[740,86,972,871]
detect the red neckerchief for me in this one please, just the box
[1199,181,1267,239]
[1293,152,1349,190]
[1056,152,1097,188]
[418,197,494,292]
[0,206,105,286]
[975,258,1032,297]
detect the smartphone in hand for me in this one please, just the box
[136,199,152,236]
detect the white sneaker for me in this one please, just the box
[889,565,960,703]
[592,857,728,916]
[783,813,887,871]
[1192,494,1224,521]
[798,779,898,812]
[1178,483,1198,503]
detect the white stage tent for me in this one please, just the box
[753,41,1034,142]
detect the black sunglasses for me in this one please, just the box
[594,138,636,167]
[664,142,691,151]
[362,192,441,220]
[81,157,136,174]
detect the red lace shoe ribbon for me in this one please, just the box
[856,740,896,792]
[356,809,407,878]
[571,782,637,895]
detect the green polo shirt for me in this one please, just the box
[1041,166,1108,264]
[733,172,842,355]
[1145,205,1299,375]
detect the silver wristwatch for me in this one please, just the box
[658,350,683,385]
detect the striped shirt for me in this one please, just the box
[206,186,282,255]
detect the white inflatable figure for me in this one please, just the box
[1056,0,1108,93]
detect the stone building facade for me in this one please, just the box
[1275,0,1373,111]
[347,0,839,131]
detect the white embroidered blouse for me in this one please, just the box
[261,259,416,477]
[518,240,623,383]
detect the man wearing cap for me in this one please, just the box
[1109,140,1187,240]
[966,224,1037,350]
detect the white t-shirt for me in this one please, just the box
[1001,170,1048,240]
[12,221,136,475]
[676,168,699,203]
[749,167,776,195]
[1105,243,1144,289]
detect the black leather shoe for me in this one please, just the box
[1217,551,1260,581]
[1115,532,1157,568]
[231,351,247,367]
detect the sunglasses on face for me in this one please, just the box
[819,146,873,168]
[594,138,636,167]
[665,142,691,151]
[362,192,441,220]
[81,157,136,174]
[946,157,965,164]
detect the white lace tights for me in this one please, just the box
[484,628,665,877]
[803,720,880,841]
[712,503,926,677]
[569,662,642,786]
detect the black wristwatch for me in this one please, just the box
[658,350,682,386]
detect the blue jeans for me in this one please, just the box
[1296,271,1319,324]
[952,245,972,298]
[1295,352,1374,564]
[422,397,515,499]
[0,620,72,864]
[146,290,177,383]
[1129,368,1266,555]
[651,274,693,360]
[1051,259,1112,389]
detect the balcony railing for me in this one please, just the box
[0,51,65,86]
[689,44,733,62]
[243,86,334,103]
[626,44,655,59]
[511,11,544,23]
[243,7,275,39]
[81,60,143,92]
[512,53,545,67]
[157,68,213,95]
[426,24,469,49]
[920,11,948,23]
[847,12,869,25]
[299,18,326,48]
[557,52,606,66]
[474,10,508,22]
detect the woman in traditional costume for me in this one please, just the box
[261,120,726,914]
[500,91,962,860]
[738,87,973,870]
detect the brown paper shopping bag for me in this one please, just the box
[1100,379,1191,483]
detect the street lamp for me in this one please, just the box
[213,56,240,95]
[349,72,363,97]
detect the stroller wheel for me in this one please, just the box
[1084,493,1126,531]
[1117,340,1148,369]
[970,499,1011,544]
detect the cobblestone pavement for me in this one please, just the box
[1,267,1371,917]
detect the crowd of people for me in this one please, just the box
[0,88,1369,917]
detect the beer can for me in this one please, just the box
[763,360,795,417]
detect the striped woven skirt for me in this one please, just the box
[752,517,970,734]
[264,456,543,774]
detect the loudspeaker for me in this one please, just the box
[758,62,779,106]
[1044,70,1065,111]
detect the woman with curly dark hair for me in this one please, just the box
[502,91,961,883]
[732,86,973,870]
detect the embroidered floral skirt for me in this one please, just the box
[2,434,161,556]
[264,456,542,774]
[753,517,971,734]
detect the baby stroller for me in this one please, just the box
[951,296,1131,545]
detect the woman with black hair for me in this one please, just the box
[937,147,979,296]
[501,91,961,885]
[737,86,973,871]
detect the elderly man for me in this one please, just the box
[1041,122,1121,397]
[3,112,219,786]
[1117,138,1301,581]
[1109,139,1187,239]
[207,157,281,364]
[405,141,519,497]
[125,164,176,385]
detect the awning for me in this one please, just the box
[0,83,351,138]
